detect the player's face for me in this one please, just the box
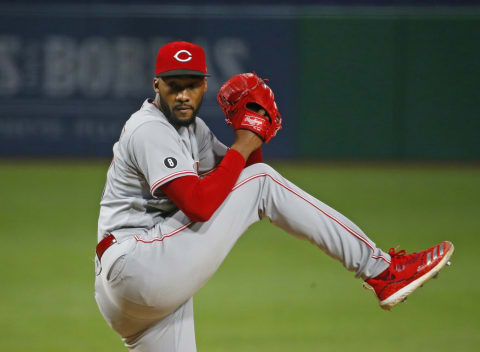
[154,75,207,127]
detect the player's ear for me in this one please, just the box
[153,78,160,93]
[203,77,208,92]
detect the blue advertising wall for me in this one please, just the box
[0,5,295,157]
[1,2,479,160]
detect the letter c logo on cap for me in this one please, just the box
[173,50,192,62]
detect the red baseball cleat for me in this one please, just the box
[364,241,454,310]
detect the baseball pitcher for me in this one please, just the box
[94,41,454,351]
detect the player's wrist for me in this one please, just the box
[231,130,263,160]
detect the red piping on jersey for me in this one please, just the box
[232,173,391,264]
[150,170,198,195]
[134,222,193,243]
[138,170,390,265]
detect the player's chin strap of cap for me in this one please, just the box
[96,234,117,260]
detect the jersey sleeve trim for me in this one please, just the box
[150,170,198,195]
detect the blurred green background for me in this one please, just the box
[1,1,479,351]
[298,14,480,160]
[1,161,478,351]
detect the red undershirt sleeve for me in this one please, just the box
[245,147,262,166]
[159,148,247,222]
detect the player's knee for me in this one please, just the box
[240,163,284,191]
[244,162,278,176]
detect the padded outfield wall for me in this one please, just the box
[0,3,478,160]
[298,10,480,160]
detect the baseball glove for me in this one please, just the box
[217,72,282,143]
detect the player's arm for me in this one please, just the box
[162,73,280,222]
[195,117,262,176]
[160,130,262,222]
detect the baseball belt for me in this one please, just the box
[96,234,117,260]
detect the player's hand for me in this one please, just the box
[217,72,282,143]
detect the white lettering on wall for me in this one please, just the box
[1,35,250,98]
[0,36,21,96]
[77,37,113,97]
[114,37,145,97]
[44,36,77,97]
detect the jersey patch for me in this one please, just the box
[164,157,178,169]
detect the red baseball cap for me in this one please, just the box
[155,41,210,77]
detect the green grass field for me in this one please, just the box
[1,161,478,351]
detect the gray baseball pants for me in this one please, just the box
[94,162,390,351]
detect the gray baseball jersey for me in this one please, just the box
[98,99,227,242]
[95,99,391,352]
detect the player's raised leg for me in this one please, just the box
[107,162,389,315]
[238,163,454,310]
[140,162,454,311]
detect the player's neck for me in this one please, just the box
[151,97,160,109]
